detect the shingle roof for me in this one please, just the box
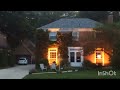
[40,18,102,29]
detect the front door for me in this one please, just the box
[68,47,83,67]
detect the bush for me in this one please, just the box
[0,49,8,67]
[8,55,16,67]
[60,59,69,67]
[39,58,49,66]
[111,55,120,69]
[83,60,97,69]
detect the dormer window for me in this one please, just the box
[49,32,57,41]
[72,31,79,41]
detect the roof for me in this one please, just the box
[14,39,35,55]
[39,18,102,29]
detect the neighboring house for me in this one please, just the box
[14,39,35,64]
[37,18,110,67]
[0,31,9,49]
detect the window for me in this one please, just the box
[72,31,79,41]
[48,48,58,65]
[49,32,57,41]
[76,52,81,62]
[70,52,75,62]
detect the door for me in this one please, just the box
[70,52,82,67]
[68,47,83,67]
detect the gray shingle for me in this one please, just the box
[40,18,102,29]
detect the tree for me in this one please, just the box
[95,22,120,68]
[113,11,120,22]
[57,32,72,60]
[77,11,109,23]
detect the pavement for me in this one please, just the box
[0,64,35,79]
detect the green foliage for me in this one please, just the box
[0,49,16,68]
[57,32,72,59]
[8,54,16,67]
[35,29,49,69]
[110,38,120,69]
[96,22,120,68]
[39,58,49,66]
[0,49,8,67]
[77,11,109,22]
[60,59,69,67]
[83,60,97,69]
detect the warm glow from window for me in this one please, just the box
[96,54,102,59]
[48,48,58,65]
[85,48,110,66]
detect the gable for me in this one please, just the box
[14,44,32,55]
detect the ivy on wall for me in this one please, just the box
[57,32,72,60]
[35,29,49,69]
[35,30,72,68]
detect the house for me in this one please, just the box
[14,39,35,64]
[37,18,110,67]
[0,31,9,49]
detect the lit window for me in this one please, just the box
[48,48,58,65]
[96,53,102,59]
[49,32,57,41]
[72,31,79,41]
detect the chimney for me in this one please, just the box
[108,14,113,24]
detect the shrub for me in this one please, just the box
[0,49,8,67]
[110,54,120,69]
[83,60,97,69]
[39,58,49,66]
[8,55,16,67]
[60,59,69,67]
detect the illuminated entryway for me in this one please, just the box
[68,47,84,67]
[95,48,104,66]
[48,48,58,65]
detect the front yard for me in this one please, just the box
[23,69,120,79]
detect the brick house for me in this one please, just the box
[37,18,110,67]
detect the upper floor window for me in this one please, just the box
[49,32,57,41]
[72,31,79,41]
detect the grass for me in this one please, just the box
[23,69,120,79]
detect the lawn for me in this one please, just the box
[23,70,120,79]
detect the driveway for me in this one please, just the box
[0,64,35,79]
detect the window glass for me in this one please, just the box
[76,52,81,62]
[49,32,57,41]
[70,52,74,62]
